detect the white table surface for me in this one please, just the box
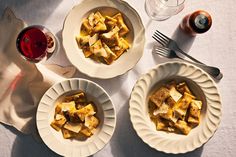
[1,0,236,157]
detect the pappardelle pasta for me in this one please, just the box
[76,11,130,64]
[50,91,99,139]
[148,81,202,135]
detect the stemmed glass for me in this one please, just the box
[16,25,58,63]
[145,0,185,21]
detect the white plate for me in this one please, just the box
[36,78,116,157]
[129,61,222,154]
[62,0,145,79]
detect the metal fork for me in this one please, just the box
[152,30,203,64]
[154,46,223,80]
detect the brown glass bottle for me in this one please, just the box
[180,10,212,36]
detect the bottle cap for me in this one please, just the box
[189,10,212,33]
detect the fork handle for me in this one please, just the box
[175,48,224,80]
[179,58,223,80]
[176,47,204,64]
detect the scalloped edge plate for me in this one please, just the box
[62,0,145,79]
[36,78,116,157]
[129,61,222,154]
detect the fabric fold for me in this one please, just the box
[0,7,67,137]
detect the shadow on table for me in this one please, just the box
[6,121,94,157]
[7,121,94,157]
[72,69,129,98]
[0,123,59,157]
[110,100,204,157]
[11,132,95,157]
[171,26,196,58]
[0,0,63,25]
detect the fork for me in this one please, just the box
[154,46,223,80]
[152,30,203,64]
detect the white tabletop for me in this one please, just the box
[0,0,236,157]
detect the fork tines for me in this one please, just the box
[152,30,170,46]
[154,46,172,57]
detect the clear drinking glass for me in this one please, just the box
[145,0,185,21]
[16,25,57,63]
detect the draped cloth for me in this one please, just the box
[0,8,75,138]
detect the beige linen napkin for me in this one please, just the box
[0,8,73,137]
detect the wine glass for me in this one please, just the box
[145,0,185,21]
[16,25,58,63]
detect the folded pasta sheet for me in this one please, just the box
[188,100,202,125]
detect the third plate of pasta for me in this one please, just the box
[129,62,222,154]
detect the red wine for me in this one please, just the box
[16,26,48,62]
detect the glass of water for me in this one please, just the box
[145,0,185,21]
